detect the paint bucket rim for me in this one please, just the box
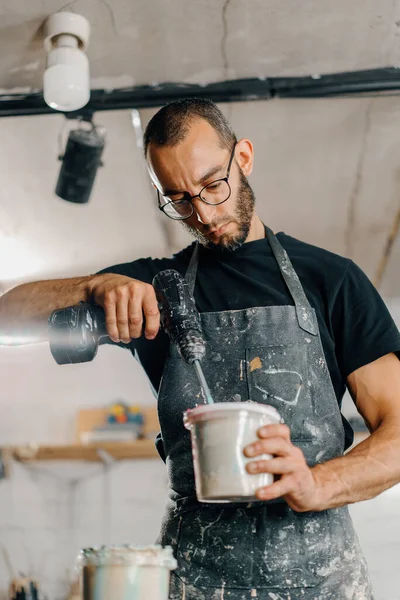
[183,401,282,429]
[78,544,177,568]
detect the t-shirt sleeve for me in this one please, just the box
[96,257,160,284]
[95,245,195,283]
[332,260,400,378]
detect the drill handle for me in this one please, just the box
[48,302,108,364]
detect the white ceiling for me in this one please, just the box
[0,0,399,298]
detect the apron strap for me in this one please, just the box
[265,226,318,335]
[185,242,200,296]
[184,231,317,335]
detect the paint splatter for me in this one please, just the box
[250,357,262,371]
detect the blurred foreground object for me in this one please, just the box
[9,577,39,600]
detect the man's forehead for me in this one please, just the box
[147,132,226,188]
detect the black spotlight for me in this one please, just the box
[56,124,105,204]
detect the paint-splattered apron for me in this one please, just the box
[156,227,373,600]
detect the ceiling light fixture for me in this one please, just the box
[43,12,91,112]
[56,118,105,204]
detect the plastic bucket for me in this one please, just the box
[184,402,282,502]
[79,545,177,600]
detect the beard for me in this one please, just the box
[181,168,256,252]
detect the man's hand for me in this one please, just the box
[243,424,322,512]
[87,273,160,344]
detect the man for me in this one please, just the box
[1,98,400,600]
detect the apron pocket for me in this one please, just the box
[176,506,254,588]
[246,345,314,441]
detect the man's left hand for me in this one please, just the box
[243,424,322,512]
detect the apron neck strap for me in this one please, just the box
[184,229,318,336]
[185,242,200,296]
[265,226,317,335]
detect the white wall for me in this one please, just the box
[0,343,169,600]
[0,109,175,599]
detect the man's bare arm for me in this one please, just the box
[311,352,400,509]
[244,352,400,511]
[0,276,95,344]
[0,272,161,346]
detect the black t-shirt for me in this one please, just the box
[98,231,400,449]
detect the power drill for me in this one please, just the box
[48,270,206,366]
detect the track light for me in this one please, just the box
[43,12,91,112]
[56,120,105,204]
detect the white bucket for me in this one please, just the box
[79,545,177,600]
[184,402,282,502]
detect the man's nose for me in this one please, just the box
[192,197,215,224]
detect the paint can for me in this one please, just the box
[184,402,282,502]
[78,545,177,600]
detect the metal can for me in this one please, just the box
[78,545,177,600]
[184,402,282,502]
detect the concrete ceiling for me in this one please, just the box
[0,0,399,299]
[1,0,400,92]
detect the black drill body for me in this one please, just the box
[48,269,206,366]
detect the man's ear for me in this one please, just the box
[235,138,254,177]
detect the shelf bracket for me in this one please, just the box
[96,448,115,465]
[0,448,11,479]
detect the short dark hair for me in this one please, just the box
[143,97,237,157]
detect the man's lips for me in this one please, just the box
[208,222,231,236]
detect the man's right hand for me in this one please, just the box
[88,273,160,344]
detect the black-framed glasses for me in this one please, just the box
[157,144,236,220]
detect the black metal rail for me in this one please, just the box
[2,67,400,118]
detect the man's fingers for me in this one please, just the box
[115,290,131,343]
[243,436,293,458]
[257,423,291,441]
[142,286,160,339]
[255,476,295,501]
[103,296,119,343]
[93,277,160,342]
[246,457,297,475]
[127,293,144,339]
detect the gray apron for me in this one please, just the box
[156,227,373,600]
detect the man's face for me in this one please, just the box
[147,119,256,251]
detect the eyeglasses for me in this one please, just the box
[157,144,236,220]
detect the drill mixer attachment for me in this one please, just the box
[152,269,205,364]
[152,269,214,404]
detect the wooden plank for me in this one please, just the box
[11,439,158,463]
[142,406,160,437]
[8,430,371,463]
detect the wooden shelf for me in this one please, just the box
[10,439,158,463]
[7,432,370,464]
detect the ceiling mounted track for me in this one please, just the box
[2,67,400,119]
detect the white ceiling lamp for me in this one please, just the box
[43,12,91,112]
